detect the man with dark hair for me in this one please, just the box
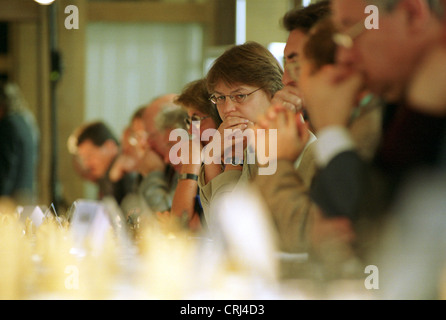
[69,121,138,206]
[271,0,330,111]
[282,0,331,33]
[76,121,119,151]
[253,1,347,271]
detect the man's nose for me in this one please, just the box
[282,67,297,87]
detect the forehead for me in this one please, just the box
[76,140,100,156]
[131,117,145,131]
[284,29,308,57]
[332,0,368,27]
[143,109,160,136]
[213,82,254,93]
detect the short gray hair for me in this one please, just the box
[155,103,188,132]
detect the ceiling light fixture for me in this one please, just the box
[34,0,56,5]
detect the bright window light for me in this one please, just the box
[236,0,246,45]
[268,42,286,69]
[34,0,56,5]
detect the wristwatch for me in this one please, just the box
[225,157,244,166]
[178,173,199,181]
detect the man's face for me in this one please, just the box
[125,117,148,159]
[160,128,182,172]
[142,94,178,158]
[332,0,420,101]
[143,105,165,159]
[283,29,308,88]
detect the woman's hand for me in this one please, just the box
[212,116,249,163]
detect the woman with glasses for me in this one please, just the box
[170,78,222,233]
[177,78,222,137]
[198,41,284,225]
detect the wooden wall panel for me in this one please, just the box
[0,0,40,22]
[55,0,87,209]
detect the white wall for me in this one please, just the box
[83,22,204,199]
[85,22,204,138]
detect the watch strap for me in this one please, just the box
[178,173,199,181]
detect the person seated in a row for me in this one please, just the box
[261,0,446,276]
[68,121,140,207]
[170,78,222,233]
[197,41,287,227]
[254,9,383,278]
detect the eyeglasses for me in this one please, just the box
[184,114,210,129]
[332,20,366,49]
[127,131,147,147]
[209,87,263,106]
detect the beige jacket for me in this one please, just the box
[253,103,382,254]
[253,141,318,254]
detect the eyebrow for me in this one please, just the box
[285,52,298,61]
[214,87,248,95]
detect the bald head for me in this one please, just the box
[143,94,178,133]
[142,93,178,156]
